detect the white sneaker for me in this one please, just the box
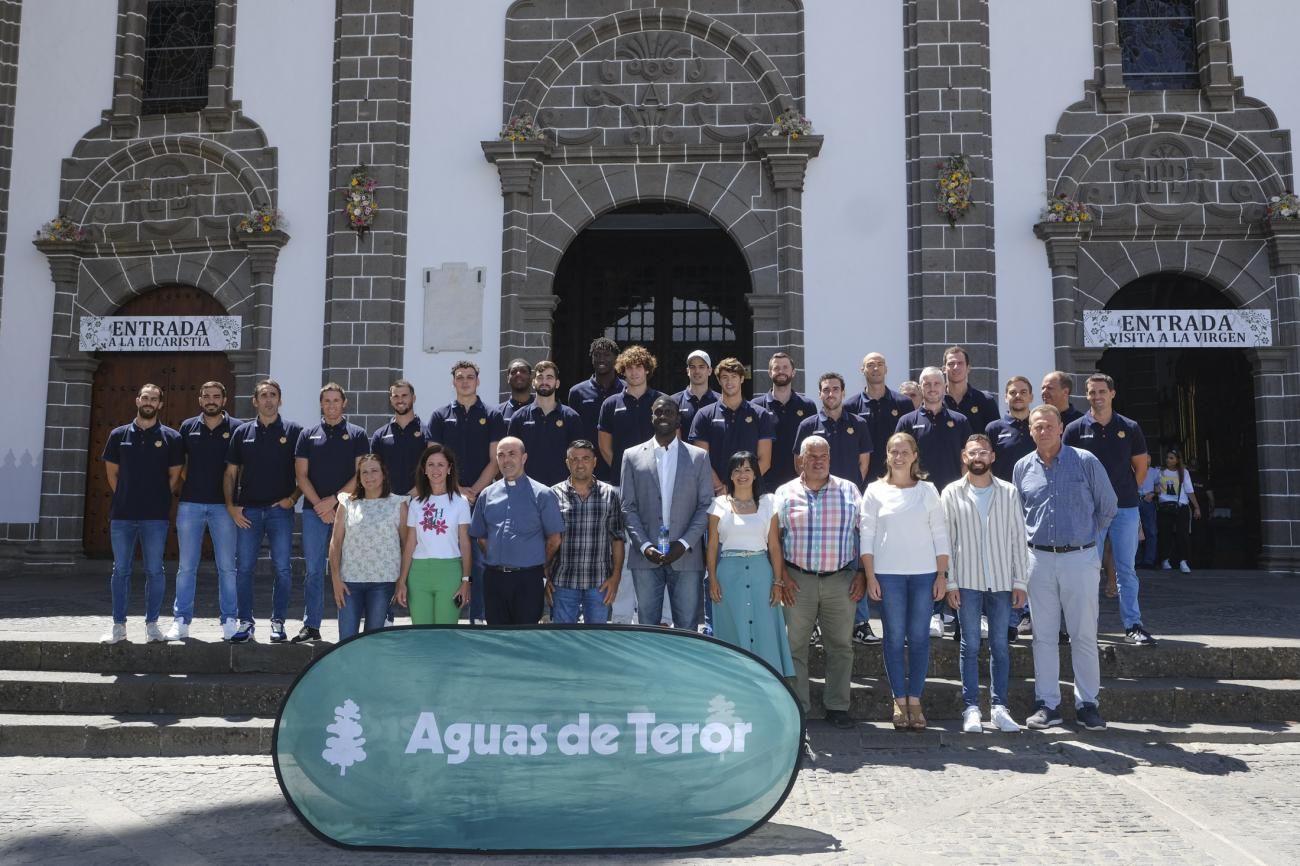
[991,705,1021,732]
[929,614,943,638]
[100,622,127,644]
[1179,560,1191,573]
[221,619,239,641]
[1160,560,1172,570]
[145,621,165,643]
[961,706,983,733]
[162,619,189,641]
[979,616,989,639]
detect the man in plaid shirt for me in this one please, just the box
[548,440,626,624]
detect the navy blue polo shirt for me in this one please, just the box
[102,420,184,520]
[687,399,777,483]
[178,414,243,504]
[671,388,719,436]
[506,402,585,487]
[428,398,507,487]
[568,375,624,480]
[896,406,971,490]
[597,388,662,486]
[370,417,427,495]
[794,410,873,488]
[984,413,1033,483]
[1063,411,1148,508]
[495,396,535,423]
[844,386,915,479]
[752,390,818,488]
[295,418,369,500]
[227,416,303,507]
[945,386,999,435]
[1060,404,1084,426]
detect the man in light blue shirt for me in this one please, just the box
[1013,405,1117,733]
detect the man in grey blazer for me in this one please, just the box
[620,395,713,630]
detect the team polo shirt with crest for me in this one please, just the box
[597,388,663,486]
[687,399,777,483]
[506,402,585,487]
[983,413,1033,483]
[844,386,914,479]
[102,420,184,520]
[495,396,535,423]
[794,410,874,488]
[752,390,818,488]
[1063,411,1148,508]
[295,418,369,499]
[944,387,999,435]
[895,405,972,490]
[370,417,428,495]
[567,375,624,481]
[227,416,303,507]
[177,414,243,504]
[671,387,719,437]
[428,398,507,488]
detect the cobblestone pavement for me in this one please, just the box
[2,735,1297,865]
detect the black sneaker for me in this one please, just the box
[852,621,881,645]
[1125,623,1157,646]
[1076,702,1107,731]
[1026,703,1063,729]
[824,709,856,730]
[808,623,822,646]
[1058,630,1070,645]
[290,626,322,644]
[1008,626,1019,644]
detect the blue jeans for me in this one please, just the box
[631,566,702,631]
[854,595,882,625]
[338,581,394,640]
[1137,498,1158,566]
[109,519,169,623]
[957,589,1013,708]
[1097,507,1141,628]
[551,586,609,624]
[235,504,294,623]
[173,501,238,624]
[301,507,332,629]
[878,572,935,699]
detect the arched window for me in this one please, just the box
[1117,0,1198,91]
[142,0,217,115]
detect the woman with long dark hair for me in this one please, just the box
[397,443,472,624]
[1156,448,1200,573]
[329,453,407,639]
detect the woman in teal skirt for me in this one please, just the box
[706,451,795,676]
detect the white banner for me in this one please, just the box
[1083,309,1271,348]
[79,316,242,351]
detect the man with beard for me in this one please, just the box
[99,383,184,644]
[496,358,535,422]
[672,349,719,437]
[164,381,243,641]
[984,376,1035,483]
[752,351,817,490]
[844,353,914,481]
[507,360,585,487]
[568,338,623,482]
[688,357,775,495]
[942,346,999,435]
[370,379,426,496]
[941,435,1029,733]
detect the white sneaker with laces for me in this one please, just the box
[961,706,982,733]
[979,616,989,639]
[221,619,239,641]
[1179,560,1191,573]
[1160,560,1172,570]
[929,614,943,638]
[145,621,165,643]
[100,622,127,644]
[162,619,189,641]
[991,705,1021,732]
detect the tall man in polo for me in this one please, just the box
[225,379,301,644]
[568,337,623,482]
[943,345,999,435]
[470,437,566,625]
[794,371,872,489]
[688,357,775,494]
[99,383,184,645]
[984,376,1035,483]
[752,351,817,490]
[1041,370,1083,425]
[370,379,426,496]
[294,382,368,643]
[165,380,243,642]
[496,357,535,421]
[896,366,971,490]
[774,435,863,729]
[1014,405,1117,731]
[672,349,719,436]
[844,352,914,480]
[549,439,625,624]
[598,344,662,488]
[1064,373,1154,645]
[507,360,585,487]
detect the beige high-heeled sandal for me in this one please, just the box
[907,698,927,730]
[892,699,910,731]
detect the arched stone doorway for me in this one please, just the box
[553,204,753,396]
[83,287,237,559]
[1095,274,1260,567]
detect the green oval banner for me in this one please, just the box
[274,626,803,853]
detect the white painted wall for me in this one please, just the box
[1229,1,1300,170]
[0,2,117,522]
[989,0,1094,392]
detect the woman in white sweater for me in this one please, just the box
[861,432,951,730]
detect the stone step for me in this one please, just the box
[0,638,327,675]
[0,669,290,716]
[0,713,274,757]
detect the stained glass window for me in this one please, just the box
[142,0,216,115]
[1117,0,1199,91]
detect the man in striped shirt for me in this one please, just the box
[774,435,864,730]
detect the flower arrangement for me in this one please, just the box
[766,111,813,139]
[936,154,973,226]
[35,215,88,243]
[499,114,545,143]
[237,206,284,235]
[1267,193,1300,221]
[343,165,378,238]
[1042,192,1092,224]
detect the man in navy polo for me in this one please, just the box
[1041,370,1084,425]
[370,379,426,496]
[99,383,184,645]
[795,372,873,489]
[507,360,584,487]
[429,359,507,623]
[496,358,535,422]
[985,376,1035,483]
[1064,373,1154,646]
[688,357,775,494]
[597,344,663,488]
[896,366,971,491]
[294,382,368,643]
[752,351,817,490]
[164,380,243,642]
[844,352,914,481]
[568,337,623,482]
[672,349,719,436]
[943,345,999,435]
[225,379,301,644]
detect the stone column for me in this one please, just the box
[1035,222,1086,375]
[236,229,288,403]
[1258,221,1300,570]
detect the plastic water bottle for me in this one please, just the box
[657,525,671,556]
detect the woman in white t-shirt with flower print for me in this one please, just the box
[398,443,472,624]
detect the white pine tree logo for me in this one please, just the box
[706,694,739,724]
[322,698,367,776]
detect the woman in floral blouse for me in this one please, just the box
[329,453,407,640]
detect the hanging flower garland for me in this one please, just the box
[1042,192,1092,224]
[343,165,379,238]
[766,110,814,139]
[1267,193,1300,221]
[36,215,89,242]
[936,154,973,227]
[499,114,545,143]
